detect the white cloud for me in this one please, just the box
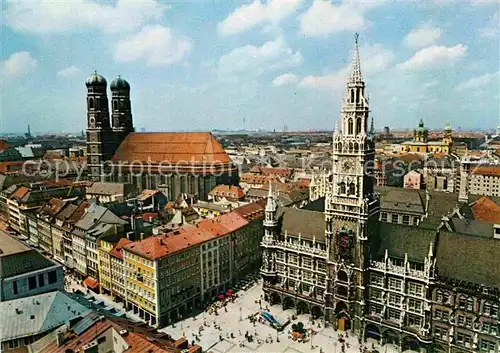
[455,72,499,91]
[218,37,302,77]
[398,44,467,70]
[422,80,439,89]
[404,24,442,49]
[299,68,349,90]
[299,0,383,36]
[360,43,395,74]
[1,51,37,78]
[3,0,167,34]
[57,66,81,78]
[298,43,394,90]
[218,0,302,35]
[272,73,299,86]
[114,25,191,66]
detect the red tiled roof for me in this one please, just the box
[10,186,30,200]
[142,212,159,222]
[138,189,159,201]
[198,212,248,236]
[123,225,215,260]
[471,166,500,177]
[208,185,245,199]
[0,161,24,173]
[112,132,231,164]
[471,196,500,224]
[0,140,12,151]
[38,318,178,353]
[110,237,132,260]
[233,202,265,221]
[83,276,99,289]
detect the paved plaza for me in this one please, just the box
[160,280,407,353]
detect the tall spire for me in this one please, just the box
[267,180,273,198]
[349,33,362,84]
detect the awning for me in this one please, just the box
[83,276,99,290]
[218,294,225,300]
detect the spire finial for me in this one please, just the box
[349,32,362,83]
[334,120,339,134]
[94,70,97,74]
[268,180,273,198]
[370,117,374,134]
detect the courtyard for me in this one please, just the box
[160,279,410,353]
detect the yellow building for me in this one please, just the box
[401,120,452,154]
[97,235,119,295]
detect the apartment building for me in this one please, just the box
[109,238,131,303]
[468,166,500,197]
[73,203,127,281]
[98,235,122,295]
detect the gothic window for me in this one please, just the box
[356,118,362,135]
[337,143,342,152]
[339,182,346,194]
[350,89,354,103]
[337,285,348,297]
[348,118,353,135]
[337,270,348,282]
[113,100,118,111]
[466,297,474,312]
[354,142,359,152]
[348,182,355,195]
[349,142,353,153]
[88,98,94,109]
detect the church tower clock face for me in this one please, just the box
[343,160,353,171]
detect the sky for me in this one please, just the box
[1,0,499,134]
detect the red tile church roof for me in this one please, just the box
[112,132,231,164]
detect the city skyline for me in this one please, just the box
[1,0,499,134]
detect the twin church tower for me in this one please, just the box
[85,73,134,180]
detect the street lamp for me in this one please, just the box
[333,342,337,353]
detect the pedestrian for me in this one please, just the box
[239,329,242,336]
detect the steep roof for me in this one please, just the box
[75,204,127,231]
[198,212,248,236]
[123,225,215,260]
[376,223,436,262]
[470,196,500,223]
[0,291,90,342]
[436,230,500,288]
[208,184,245,199]
[110,237,132,260]
[278,207,325,242]
[86,182,136,197]
[233,201,265,221]
[112,132,231,164]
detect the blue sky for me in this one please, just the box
[1,0,499,134]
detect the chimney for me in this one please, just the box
[56,332,66,346]
[82,341,98,353]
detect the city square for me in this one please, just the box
[160,279,406,353]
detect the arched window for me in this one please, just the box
[339,182,346,194]
[113,100,118,111]
[349,143,353,153]
[337,271,348,282]
[350,89,354,103]
[356,118,362,135]
[354,143,359,152]
[466,297,474,311]
[88,98,94,109]
[356,89,361,104]
[348,182,356,195]
[337,286,348,298]
[348,119,353,135]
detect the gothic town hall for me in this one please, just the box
[260,35,500,353]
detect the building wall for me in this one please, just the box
[469,174,500,197]
[98,240,114,293]
[1,265,64,302]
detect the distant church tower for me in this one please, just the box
[110,75,134,143]
[86,73,134,181]
[325,33,380,333]
[86,72,115,181]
